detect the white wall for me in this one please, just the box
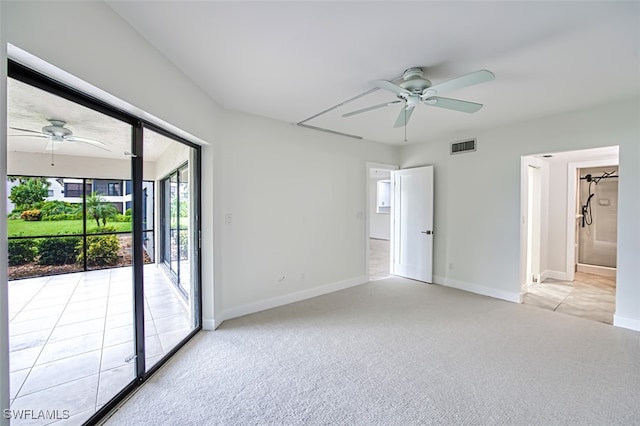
[369,178,391,240]
[546,160,569,274]
[216,110,398,317]
[401,97,640,329]
[153,141,190,182]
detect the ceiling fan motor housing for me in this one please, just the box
[399,67,431,94]
[42,119,72,140]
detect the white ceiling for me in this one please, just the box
[106,1,640,145]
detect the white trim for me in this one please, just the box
[202,319,217,331]
[434,276,521,303]
[576,263,616,277]
[519,156,546,296]
[218,276,367,324]
[365,161,398,281]
[541,270,569,282]
[613,314,640,332]
[566,157,618,283]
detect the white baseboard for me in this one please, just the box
[577,263,617,278]
[434,275,521,303]
[202,318,217,331]
[218,276,368,325]
[541,270,569,282]
[613,314,640,332]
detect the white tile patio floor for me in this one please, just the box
[8,265,193,425]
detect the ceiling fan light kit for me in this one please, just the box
[343,67,495,132]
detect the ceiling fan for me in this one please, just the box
[343,68,495,128]
[9,119,109,152]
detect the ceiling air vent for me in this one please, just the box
[450,139,476,155]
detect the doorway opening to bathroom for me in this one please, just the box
[520,146,619,325]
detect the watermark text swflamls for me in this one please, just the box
[3,409,70,420]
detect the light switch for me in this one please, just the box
[225,214,232,224]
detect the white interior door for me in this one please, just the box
[391,166,434,282]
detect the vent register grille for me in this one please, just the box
[450,139,476,155]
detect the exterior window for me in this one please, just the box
[64,182,91,197]
[108,182,121,196]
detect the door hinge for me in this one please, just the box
[198,230,202,249]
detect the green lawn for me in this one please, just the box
[8,219,132,237]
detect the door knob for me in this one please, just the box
[421,230,433,235]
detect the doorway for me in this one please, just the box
[366,163,397,280]
[520,146,619,325]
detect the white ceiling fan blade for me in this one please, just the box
[421,70,494,97]
[423,97,483,113]
[9,134,49,139]
[393,105,415,128]
[66,138,111,152]
[66,136,107,146]
[10,126,45,135]
[372,80,411,97]
[343,100,402,117]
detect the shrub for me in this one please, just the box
[124,208,132,216]
[41,213,83,221]
[179,229,189,260]
[8,210,22,220]
[77,234,120,266]
[8,239,37,266]
[93,225,118,234]
[38,237,81,265]
[113,214,131,223]
[20,209,42,221]
[40,201,80,220]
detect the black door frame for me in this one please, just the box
[8,60,203,425]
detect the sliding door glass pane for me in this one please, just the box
[170,172,179,277]
[142,129,199,371]
[7,77,135,424]
[178,165,190,296]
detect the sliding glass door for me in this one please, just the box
[7,60,202,425]
[161,163,191,297]
[143,129,199,372]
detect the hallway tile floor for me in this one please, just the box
[369,238,390,280]
[523,272,616,325]
[8,265,193,425]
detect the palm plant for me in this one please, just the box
[86,192,118,227]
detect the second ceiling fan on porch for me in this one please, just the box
[10,118,110,152]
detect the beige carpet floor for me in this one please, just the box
[104,276,640,425]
